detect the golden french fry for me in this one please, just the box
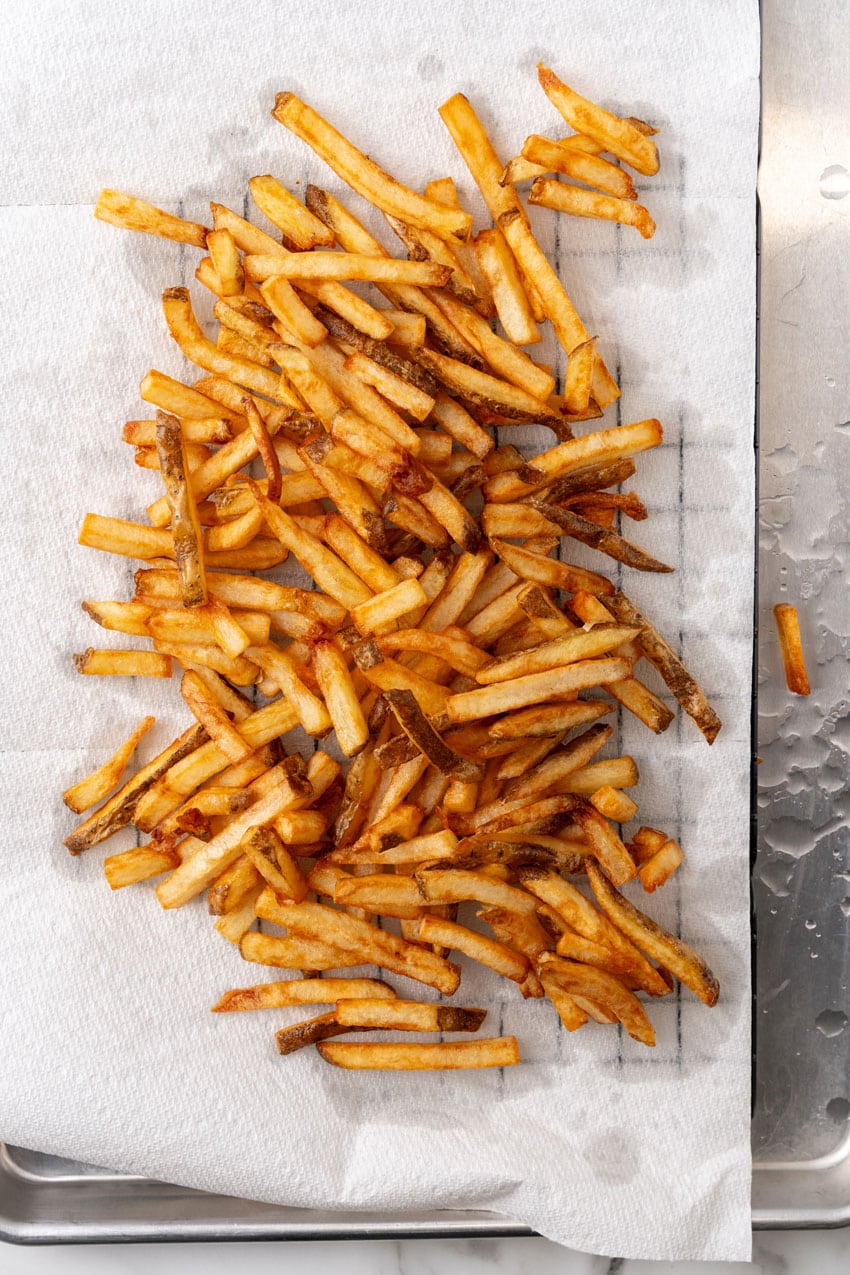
[537,65,660,175]
[104,841,182,890]
[317,1038,519,1070]
[335,998,486,1032]
[63,715,156,814]
[333,873,422,920]
[590,785,638,824]
[273,93,472,239]
[180,670,253,764]
[249,174,336,249]
[473,227,540,346]
[72,648,172,678]
[246,251,451,287]
[774,603,811,695]
[521,136,637,199]
[212,977,396,1012]
[205,227,245,295]
[95,189,208,246]
[312,639,369,756]
[447,656,630,722]
[530,178,655,238]
[537,952,655,1046]
[350,579,429,637]
[239,825,308,901]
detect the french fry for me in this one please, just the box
[162,287,296,403]
[537,65,660,176]
[606,592,722,743]
[538,971,588,1031]
[429,393,493,460]
[63,716,156,814]
[247,644,332,736]
[530,179,655,239]
[335,998,485,1032]
[123,418,233,446]
[488,538,615,598]
[490,699,613,740]
[212,977,396,1012]
[571,803,637,886]
[415,866,538,915]
[246,251,451,287]
[317,1038,519,1070]
[636,837,684,892]
[312,639,369,756]
[239,930,355,970]
[774,603,810,695]
[208,856,262,915]
[64,724,207,853]
[94,189,208,246]
[425,289,554,402]
[239,825,308,902]
[591,785,638,824]
[248,174,336,249]
[104,841,183,890]
[537,953,655,1046]
[153,641,258,685]
[321,515,397,590]
[72,648,172,678]
[383,689,483,780]
[477,625,639,685]
[557,756,639,796]
[417,914,529,983]
[205,227,244,295]
[350,579,429,637]
[586,860,719,1005]
[502,726,613,802]
[343,351,435,421]
[521,136,637,199]
[377,629,488,678]
[447,656,630,722]
[414,348,557,424]
[273,93,472,239]
[180,670,253,764]
[532,503,672,573]
[333,873,423,920]
[329,828,458,867]
[259,894,461,995]
[473,228,540,346]
[484,419,663,502]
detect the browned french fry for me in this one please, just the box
[377,629,488,678]
[335,998,485,1032]
[317,1038,519,1070]
[212,977,396,1012]
[586,860,719,1006]
[63,716,156,814]
[140,369,243,421]
[343,351,435,421]
[95,189,208,246]
[383,689,482,781]
[478,625,639,685]
[774,603,811,695]
[489,700,613,739]
[154,411,207,607]
[240,930,355,970]
[417,914,529,982]
[239,825,308,902]
[572,803,637,886]
[537,952,654,1045]
[208,857,262,915]
[538,971,589,1031]
[247,251,451,287]
[532,503,672,573]
[415,866,538,914]
[329,828,459,867]
[488,538,615,598]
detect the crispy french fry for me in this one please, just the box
[586,860,719,1005]
[350,579,429,637]
[591,785,638,824]
[522,136,637,199]
[383,689,483,780]
[249,174,336,249]
[205,227,244,295]
[335,998,485,1032]
[95,189,208,246]
[240,825,308,901]
[537,65,660,176]
[637,837,684,892]
[247,251,451,287]
[572,802,637,886]
[72,648,172,678]
[537,953,655,1045]
[273,93,471,239]
[333,873,422,920]
[485,419,662,502]
[104,841,182,890]
[63,715,156,814]
[530,178,655,238]
[473,228,540,345]
[239,930,355,970]
[180,670,253,764]
[418,914,529,982]
[774,603,810,695]
[343,351,435,421]
[447,656,629,722]
[317,1038,519,1070]
[533,503,672,573]
[212,977,396,1012]
[477,625,639,685]
[488,538,615,598]
[312,639,369,756]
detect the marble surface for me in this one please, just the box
[2,1232,848,1272]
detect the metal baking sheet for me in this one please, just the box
[3,0,850,1244]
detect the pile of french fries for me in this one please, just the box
[64,66,721,1071]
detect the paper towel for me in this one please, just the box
[0,0,759,1260]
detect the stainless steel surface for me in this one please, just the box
[3,0,849,1246]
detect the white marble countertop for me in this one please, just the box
[2,1231,848,1273]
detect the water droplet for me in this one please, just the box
[839,897,850,918]
[811,951,820,959]
[827,1097,850,1121]
[820,164,850,199]
[836,870,850,883]
[826,375,836,388]
[815,1009,848,1037]
[805,918,817,930]
[769,906,778,916]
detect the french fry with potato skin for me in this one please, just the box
[531,502,673,573]
[64,723,207,854]
[239,825,308,902]
[586,860,719,1006]
[239,930,356,971]
[382,688,483,781]
[275,1012,366,1056]
[335,998,486,1033]
[317,1038,520,1070]
[63,715,156,814]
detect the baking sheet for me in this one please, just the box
[0,0,759,1260]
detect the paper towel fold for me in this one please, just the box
[0,0,758,1260]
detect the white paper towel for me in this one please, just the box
[0,0,759,1261]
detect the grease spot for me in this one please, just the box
[820,164,850,199]
[417,55,444,81]
[815,1009,848,1037]
[583,1129,639,1185]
